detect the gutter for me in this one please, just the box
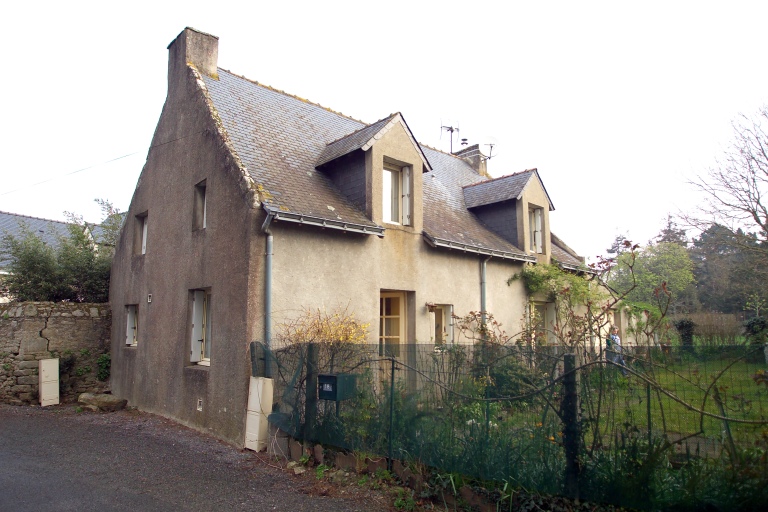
[423,232,536,263]
[264,206,385,238]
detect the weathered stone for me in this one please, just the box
[72,310,85,317]
[78,393,127,412]
[13,370,30,377]
[16,376,38,385]
[89,308,99,318]
[18,361,39,369]
[23,304,38,317]
[11,385,32,393]
[335,452,357,472]
[21,338,48,354]
[289,439,303,462]
[366,457,387,475]
[312,444,324,466]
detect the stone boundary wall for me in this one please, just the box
[1,302,111,405]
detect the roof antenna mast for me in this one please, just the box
[440,124,460,153]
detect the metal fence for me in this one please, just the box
[254,341,768,510]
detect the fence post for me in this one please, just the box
[304,343,318,443]
[562,353,581,499]
[712,385,739,466]
[647,383,652,448]
[388,356,396,471]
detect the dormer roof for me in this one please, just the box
[462,169,555,210]
[316,112,432,171]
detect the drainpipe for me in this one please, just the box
[480,256,491,341]
[261,211,275,378]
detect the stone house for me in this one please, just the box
[109,28,586,446]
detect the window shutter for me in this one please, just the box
[141,217,148,254]
[125,306,136,346]
[402,166,411,225]
[190,291,204,362]
[203,294,211,361]
[534,209,542,253]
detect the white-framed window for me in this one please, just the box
[134,212,148,255]
[194,180,207,230]
[431,304,454,345]
[528,207,543,253]
[125,305,138,346]
[190,290,212,365]
[382,162,412,226]
[379,291,405,357]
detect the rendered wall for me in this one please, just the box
[109,49,255,446]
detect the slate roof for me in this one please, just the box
[551,233,586,270]
[0,211,70,268]
[463,170,554,211]
[200,68,576,263]
[202,70,379,229]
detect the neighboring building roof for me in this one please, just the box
[551,233,586,270]
[0,211,71,268]
[199,69,575,262]
[462,169,554,211]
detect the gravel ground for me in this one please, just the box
[0,404,392,512]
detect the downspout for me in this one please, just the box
[480,256,491,340]
[261,211,275,378]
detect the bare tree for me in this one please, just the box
[688,106,768,251]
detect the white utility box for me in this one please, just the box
[39,358,60,407]
[245,377,274,451]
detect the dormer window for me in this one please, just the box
[529,207,543,253]
[383,162,412,226]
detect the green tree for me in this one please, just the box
[2,199,117,302]
[1,226,69,301]
[655,215,687,245]
[609,242,695,314]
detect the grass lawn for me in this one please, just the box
[580,352,768,448]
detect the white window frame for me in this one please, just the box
[382,163,412,226]
[528,207,542,254]
[190,290,212,365]
[431,304,454,345]
[379,291,406,357]
[125,305,138,346]
[194,180,207,230]
[134,213,148,255]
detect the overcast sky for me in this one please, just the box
[2,1,766,260]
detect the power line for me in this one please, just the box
[1,129,208,197]
[1,152,140,197]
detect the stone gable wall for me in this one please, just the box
[0,302,111,405]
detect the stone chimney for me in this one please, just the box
[166,27,219,96]
[453,144,489,178]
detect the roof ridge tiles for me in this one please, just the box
[323,113,399,147]
[0,210,69,224]
[461,169,535,189]
[216,68,368,125]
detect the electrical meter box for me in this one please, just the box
[318,373,356,401]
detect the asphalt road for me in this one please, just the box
[0,404,383,512]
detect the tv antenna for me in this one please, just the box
[485,143,496,160]
[440,124,460,153]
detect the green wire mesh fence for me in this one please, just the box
[252,341,768,510]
